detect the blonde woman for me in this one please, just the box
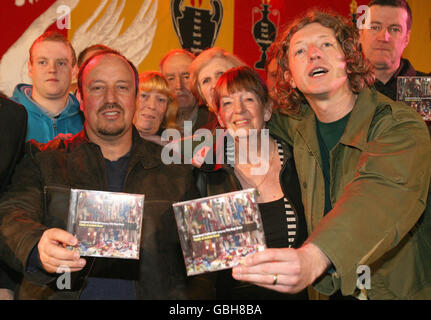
[133,71,178,137]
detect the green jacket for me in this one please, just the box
[268,87,431,299]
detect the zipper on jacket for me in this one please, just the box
[52,118,58,137]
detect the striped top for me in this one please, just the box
[227,137,299,247]
[275,140,297,247]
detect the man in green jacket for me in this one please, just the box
[232,11,431,300]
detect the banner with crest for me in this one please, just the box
[0,0,358,96]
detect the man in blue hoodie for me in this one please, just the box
[12,31,83,143]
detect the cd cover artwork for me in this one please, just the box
[67,189,144,259]
[173,189,266,276]
[397,76,431,121]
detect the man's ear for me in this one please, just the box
[71,64,78,83]
[28,60,33,78]
[76,89,84,112]
[284,70,296,88]
[404,29,411,48]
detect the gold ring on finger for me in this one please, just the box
[272,274,278,285]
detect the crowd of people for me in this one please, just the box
[0,0,430,300]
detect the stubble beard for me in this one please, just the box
[97,124,126,137]
[96,103,127,137]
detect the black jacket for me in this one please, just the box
[0,128,209,299]
[374,58,429,101]
[0,97,27,292]
[0,97,27,193]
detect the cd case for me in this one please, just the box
[173,188,266,276]
[67,189,144,259]
[397,76,431,121]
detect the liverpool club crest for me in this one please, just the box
[171,0,223,54]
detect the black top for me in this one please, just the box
[80,151,137,300]
[374,58,428,101]
[259,197,291,248]
[316,112,351,215]
[215,197,308,300]
[0,97,27,292]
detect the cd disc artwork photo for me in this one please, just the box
[67,189,145,259]
[173,189,266,275]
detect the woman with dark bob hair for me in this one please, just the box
[195,65,308,299]
[232,10,431,300]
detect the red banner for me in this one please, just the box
[233,0,354,78]
[0,0,362,96]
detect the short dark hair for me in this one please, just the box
[368,0,412,30]
[77,44,112,67]
[213,66,269,113]
[29,31,77,66]
[77,49,139,96]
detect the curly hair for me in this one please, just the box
[275,10,375,115]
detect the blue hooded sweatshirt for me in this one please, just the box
[12,84,84,143]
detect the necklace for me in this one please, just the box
[234,138,278,191]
